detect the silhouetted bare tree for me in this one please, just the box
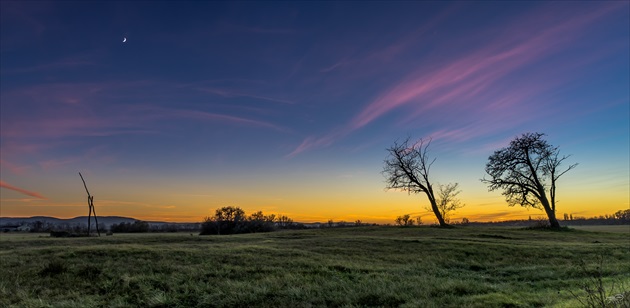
[435,183,465,224]
[482,132,577,228]
[383,138,452,227]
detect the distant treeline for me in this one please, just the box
[110,221,200,233]
[2,209,627,234]
[15,221,100,233]
[0,220,200,233]
[561,209,630,225]
[464,209,630,227]
[200,206,306,235]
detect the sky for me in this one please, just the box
[1,1,628,224]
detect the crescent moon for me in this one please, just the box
[123,37,127,43]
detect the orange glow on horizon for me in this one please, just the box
[1,169,627,224]
[1,197,626,224]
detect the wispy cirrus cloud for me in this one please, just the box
[352,3,622,131]
[0,79,288,170]
[0,159,32,175]
[0,181,46,199]
[1,105,285,156]
[194,87,295,105]
[286,130,348,158]
[319,59,353,73]
[1,80,286,139]
[214,20,297,35]
[165,108,287,131]
[0,58,95,74]
[289,2,626,157]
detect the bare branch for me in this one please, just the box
[434,183,465,223]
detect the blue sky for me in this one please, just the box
[1,1,628,223]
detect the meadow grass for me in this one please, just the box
[570,225,630,234]
[1,226,628,307]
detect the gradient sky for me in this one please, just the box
[1,1,628,223]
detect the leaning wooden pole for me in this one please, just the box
[91,196,101,236]
[79,172,100,237]
[87,198,92,236]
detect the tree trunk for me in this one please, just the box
[428,197,448,227]
[545,209,560,228]
[541,199,560,228]
[549,217,560,228]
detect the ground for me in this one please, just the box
[1,226,628,307]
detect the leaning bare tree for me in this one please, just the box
[383,138,461,227]
[482,132,577,229]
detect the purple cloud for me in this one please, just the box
[289,2,626,156]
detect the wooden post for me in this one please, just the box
[87,195,91,236]
[91,196,100,236]
[79,172,100,237]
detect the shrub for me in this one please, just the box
[568,254,630,308]
[395,214,414,226]
[50,231,71,238]
[110,221,149,233]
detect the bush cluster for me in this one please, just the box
[394,214,421,226]
[200,206,303,235]
[110,220,150,233]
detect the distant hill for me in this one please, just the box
[0,216,139,228]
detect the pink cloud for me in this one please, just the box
[1,80,287,169]
[1,107,283,159]
[0,198,45,203]
[0,181,46,199]
[38,158,80,170]
[0,159,32,175]
[0,80,285,141]
[289,2,625,156]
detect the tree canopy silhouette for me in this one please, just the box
[383,138,461,227]
[482,132,577,228]
[200,206,303,235]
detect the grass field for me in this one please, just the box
[569,225,630,234]
[1,226,628,307]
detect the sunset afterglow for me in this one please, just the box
[1,1,628,223]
